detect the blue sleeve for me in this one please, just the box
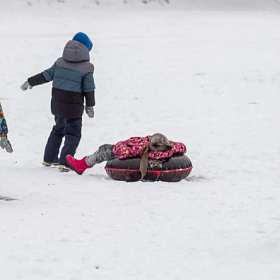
[0,102,8,135]
[83,72,95,92]
[42,64,56,82]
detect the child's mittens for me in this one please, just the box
[85,106,94,118]
[20,81,32,91]
[0,135,13,153]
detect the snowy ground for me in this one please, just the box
[1,1,280,279]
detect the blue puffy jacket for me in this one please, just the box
[28,40,95,119]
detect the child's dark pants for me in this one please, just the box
[44,116,82,165]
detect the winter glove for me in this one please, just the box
[0,135,13,153]
[20,81,32,91]
[85,106,94,118]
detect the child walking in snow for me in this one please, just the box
[0,102,13,153]
[20,32,95,171]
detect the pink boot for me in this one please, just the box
[66,155,92,175]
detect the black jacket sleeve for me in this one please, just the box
[28,73,48,87]
[84,90,95,106]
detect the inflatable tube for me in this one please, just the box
[105,155,192,182]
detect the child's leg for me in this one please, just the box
[85,144,116,166]
[43,116,66,163]
[59,117,82,165]
[65,144,116,175]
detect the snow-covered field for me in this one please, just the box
[1,1,280,279]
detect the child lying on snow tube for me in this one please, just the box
[0,102,13,153]
[65,133,186,182]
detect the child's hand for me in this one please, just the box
[20,81,32,91]
[85,106,94,118]
[0,135,13,153]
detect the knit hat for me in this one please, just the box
[139,133,171,182]
[72,32,93,51]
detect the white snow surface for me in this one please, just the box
[1,1,280,279]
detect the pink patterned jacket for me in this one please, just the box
[113,136,186,159]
